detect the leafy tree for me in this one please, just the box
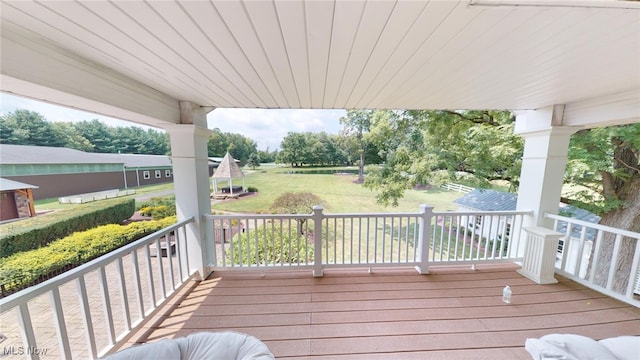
[1,109,171,154]
[321,133,347,166]
[305,133,328,166]
[363,110,521,206]
[48,122,93,151]
[361,109,639,293]
[278,132,349,167]
[146,129,170,155]
[340,110,374,182]
[207,128,257,162]
[247,153,260,169]
[0,109,65,147]
[73,119,116,153]
[257,147,277,163]
[109,126,169,155]
[278,132,309,167]
[566,124,640,293]
[270,192,324,235]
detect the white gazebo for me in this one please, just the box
[211,152,245,198]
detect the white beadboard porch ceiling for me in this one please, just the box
[1,0,639,124]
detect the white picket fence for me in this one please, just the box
[441,183,474,193]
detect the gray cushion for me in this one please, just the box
[177,332,274,360]
[105,332,274,360]
[105,339,181,360]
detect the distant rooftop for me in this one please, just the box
[0,144,171,168]
[454,188,601,239]
[454,189,517,212]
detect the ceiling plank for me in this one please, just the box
[244,0,301,108]
[1,27,180,126]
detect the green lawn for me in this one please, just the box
[214,166,469,265]
[213,166,460,214]
[34,183,174,211]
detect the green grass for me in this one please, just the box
[213,166,474,265]
[34,183,174,211]
[215,166,460,213]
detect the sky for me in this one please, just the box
[0,93,346,151]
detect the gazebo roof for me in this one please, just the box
[212,153,244,180]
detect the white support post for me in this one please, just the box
[164,102,213,280]
[416,204,433,274]
[518,227,563,284]
[312,205,324,277]
[513,106,580,257]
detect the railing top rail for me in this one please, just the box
[206,210,533,220]
[546,213,640,239]
[0,217,194,311]
[433,210,534,216]
[205,213,312,220]
[324,212,421,218]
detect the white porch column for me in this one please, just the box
[514,105,581,230]
[165,102,213,280]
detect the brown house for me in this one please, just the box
[0,178,37,222]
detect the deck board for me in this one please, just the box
[122,263,640,359]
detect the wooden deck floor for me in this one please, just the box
[123,263,640,359]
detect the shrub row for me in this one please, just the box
[137,196,176,220]
[0,198,135,258]
[0,216,176,295]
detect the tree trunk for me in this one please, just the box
[358,151,365,183]
[588,178,640,293]
[297,219,306,236]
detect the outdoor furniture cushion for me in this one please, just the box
[175,331,274,360]
[105,331,274,360]
[105,338,181,360]
[525,334,639,360]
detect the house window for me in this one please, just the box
[143,171,150,179]
[155,170,162,178]
[165,170,172,177]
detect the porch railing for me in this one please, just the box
[546,213,640,307]
[0,217,195,360]
[205,206,531,274]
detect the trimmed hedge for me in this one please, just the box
[0,216,176,295]
[0,198,135,258]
